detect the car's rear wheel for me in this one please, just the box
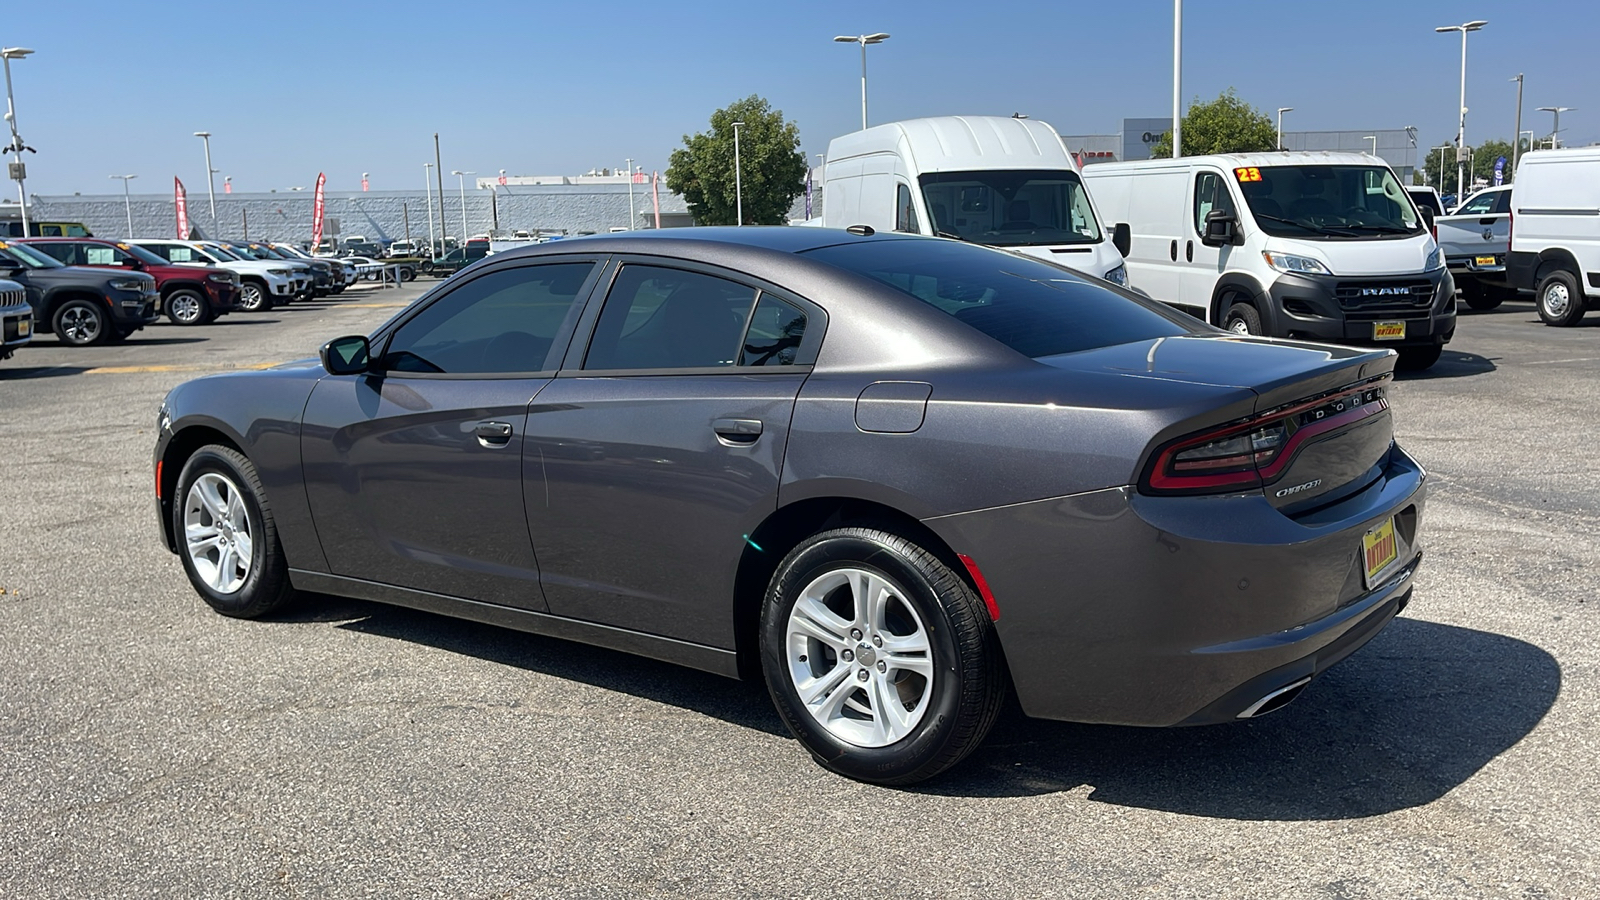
[239,282,274,312]
[1537,269,1585,327]
[759,527,1005,785]
[52,299,108,346]
[420,260,435,274]
[1223,301,1263,335]
[165,289,212,325]
[173,445,296,619]
[1396,344,1444,370]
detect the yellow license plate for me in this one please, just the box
[1362,518,1398,587]
[1372,321,1406,341]
[1474,255,1497,266]
[16,318,29,336]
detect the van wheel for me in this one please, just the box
[1396,344,1444,371]
[1223,302,1262,335]
[1536,269,1585,327]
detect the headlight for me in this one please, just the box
[1423,246,1444,272]
[1261,251,1332,277]
[207,272,233,283]
[268,268,290,276]
[109,278,147,291]
[1103,264,1128,286]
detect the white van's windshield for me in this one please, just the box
[920,170,1102,247]
[1237,165,1422,239]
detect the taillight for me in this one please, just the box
[1142,380,1389,495]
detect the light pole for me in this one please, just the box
[833,33,890,131]
[1276,107,1293,150]
[1363,135,1378,156]
[1172,0,1182,158]
[1435,144,1452,194]
[1537,106,1574,149]
[109,174,137,237]
[193,131,218,232]
[2,47,36,236]
[423,162,437,255]
[451,170,474,241]
[1510,74,1524,176]
[1435,20,1488,203]
[731,121,745,226]
[625,157,636,230]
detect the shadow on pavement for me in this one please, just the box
[1394,349,1497,381]
[289,598,1556,818]
[931,618,1559,818]
[1,364,89,379]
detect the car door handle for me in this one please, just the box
[712,418,763,444]
[474,420,513,447]
[1479,217,1498,225]
[1170,240,1178,261]
[1186,240,1194,262]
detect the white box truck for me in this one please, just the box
[1082,152,1455,369]
[821,116,1129,287]
[1506,147,1600,327]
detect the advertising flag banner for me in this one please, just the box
[174,177,189,238]
[361,175,369,192]
[498,172,507,186]
[1494,156,1507,186]
[310,172,327,250]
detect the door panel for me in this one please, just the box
[302,376,551,609]
[1181,169,1241,322]
[526,374,805,646]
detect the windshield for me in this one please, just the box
[273,244,308,259]
[201,244,242,261]
[804,239,1195,359]
[1237,165,1422,238]
[0,241,65,268]
[919,169,1102,247]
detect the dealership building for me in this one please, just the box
[1062,118,1420,182]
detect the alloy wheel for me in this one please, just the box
[240,284,264,311]
[785,567,935,748]
[59,305,102,344]
[183,472,254,595]
[169,293,203,324]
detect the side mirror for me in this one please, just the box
[320,335,372,376]
[1418,204,1436,233]
[1112,222,1132,258]
[1202,209,1239,247]
[121,257,144,269]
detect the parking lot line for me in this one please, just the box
[83,362,285,375]
[338,302,411,308]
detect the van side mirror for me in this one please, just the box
[1112,222,1131,258]
[1417,204,1436,232]
[320,335,372,376]
[1202,209,1239,247]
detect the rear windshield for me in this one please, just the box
[804,239,1197,359]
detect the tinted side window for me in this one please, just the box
[1459,192,1496,215]
[584,265,757,370]
[740,294,807,366]
[30,242,77,265]
[381,263,594,375]
[895,184,920,234]
[1193,171,1237,233]
[1493,190,1513,214]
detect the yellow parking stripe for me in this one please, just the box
[84,362,284,375]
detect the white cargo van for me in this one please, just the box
[822,116,1129,287]
[1082,152,1455,369]
[1506,147,1600,327]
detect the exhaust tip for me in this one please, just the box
[1237,677,1312,719]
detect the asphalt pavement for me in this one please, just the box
[1,284,1596,898]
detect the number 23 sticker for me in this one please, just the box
[1234,167,1262,183]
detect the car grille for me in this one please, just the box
[0,288,24,308]
[1336,281,1434,312]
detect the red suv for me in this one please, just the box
[19,237,242,326]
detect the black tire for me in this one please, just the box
[1222,301,1263,335]
[420,260,435,274]
[398,266,416,282]
[1536,269,1586,327]
[1464,292,1503,311]
[759,527,1006,786]
[239,281,275,313]
[52,298,109,346]
[172,445,296,619]
[165,288,213,325]
[1396,344,1444,371]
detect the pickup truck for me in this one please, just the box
[1436,185,1516,310]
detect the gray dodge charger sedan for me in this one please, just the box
[154,227,1425,785]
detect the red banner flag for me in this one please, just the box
[174,177,189,238]
[361,175,369,192]
[310,172,327,250]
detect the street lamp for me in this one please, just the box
[451,170,474,241]
[731,121,745,226]
[833,33,890,130]
[193,131,218,232]
[1510,74,1525,175]
[625,157,636,230]
[109,174,137,237]
[423,162,437,255]
[2,47,36,236]
[1363,135,1378,156]
[1172,0,1182,158]
[1435,20,1488,201]
[1434,144,1453,194]
[1537,106,1574,149]
[1276,107,1294,150]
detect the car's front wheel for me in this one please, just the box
[52,298,109,346]
[239,281,274,312]
[760,527,1005,785]
[173,445,296,619]
[1537,269,1586,327]
[1223,302,1262,335]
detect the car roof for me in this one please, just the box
[495,225,919,260]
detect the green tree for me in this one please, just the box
[666,96,806,226]
[1420,138,1522,197]
[1150,89,1278,158]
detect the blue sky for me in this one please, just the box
[6,0,1596,196]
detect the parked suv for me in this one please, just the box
[0,277,31,360]
[130,240,297,312]
[0,240,159,345]
[223,241,333,297]
[1434,185,1515,310]
[261,242,352,294]
[19,237,242,326]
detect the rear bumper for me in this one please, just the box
[1263,270,1455,348]
[924,443,1427,726]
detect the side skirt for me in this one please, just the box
[288,569,741,679]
